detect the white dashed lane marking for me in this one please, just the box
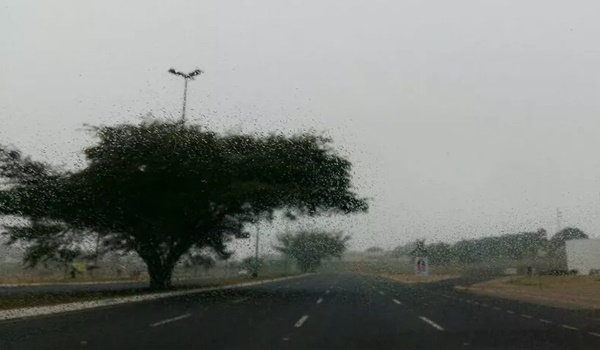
[521,314,533,319]
[295,315,309,328]
[150,313,191,327]
[378,291,385,295]
[539,319,552,324]
[419,316,445,331]
[562,325,578,331]
[506,310,515,314]
[392,299,402,305]
[316,298,323,304]
[492,306,501,311]
[589,332,600,337]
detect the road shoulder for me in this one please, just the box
[0,274,308,322]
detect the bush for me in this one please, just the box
[538,269,578,276]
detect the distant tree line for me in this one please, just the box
[390,227,588,265]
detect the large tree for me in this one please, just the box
[275,231,349,272]
[0,121,367,288]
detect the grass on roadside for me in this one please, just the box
[0,274,293,311]
[508,275,600,288]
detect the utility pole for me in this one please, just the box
[168,68,203,123]
[284,219,291,275]
[556,208,562,233]
[253,224,260,278]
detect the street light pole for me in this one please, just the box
[253,224,260,278]
[168,68,203,123]
[181,78,188,122]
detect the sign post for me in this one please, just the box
[415,257,429,276]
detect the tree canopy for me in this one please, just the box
[0,121,367,288]
[551,227,588,245]
[275,231,349,272]
[365,246,384,253]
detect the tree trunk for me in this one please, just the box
[137,240,193,290]
[147,260,175,290]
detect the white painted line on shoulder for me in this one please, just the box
[419,316,444,331]
[232,297,250,304]
[521,314,533,319]
[295,315,309,328]
[317,298,323,304]
[589,332,600,337]
[506,310,515,314]
[378,291,385,295]
[150,313,191,327]
[393,299,402,305]
[562,325,578,331]
[539,319,552,324]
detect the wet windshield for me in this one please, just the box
[1,1,600,349]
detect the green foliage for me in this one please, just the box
[241,256,264,276]
[183,251,216,271]
[427,242,454,264]
[0,121,367,289]
[275,231,349,272]
[365,246,384,253]
[449,229,549,263]
[409,239,427,257]
[551,227,588,245]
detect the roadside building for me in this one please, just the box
[565,238,600,275]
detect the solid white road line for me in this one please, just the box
[562,325,578,331]
[539,319,552,324]
[150,313,191,327]
[589,332,600,337]
[521,314,533,319]
[419,316,445,331]
[317,298,323,304]
[295,315,309,328]
[232,297,250,304]
[392,299,402,305]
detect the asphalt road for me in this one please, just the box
[1,273,600,349]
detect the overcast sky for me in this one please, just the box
[2,0,600,257]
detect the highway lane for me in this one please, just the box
[1,273,600,349]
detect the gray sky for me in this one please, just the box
[2,0,600,257]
